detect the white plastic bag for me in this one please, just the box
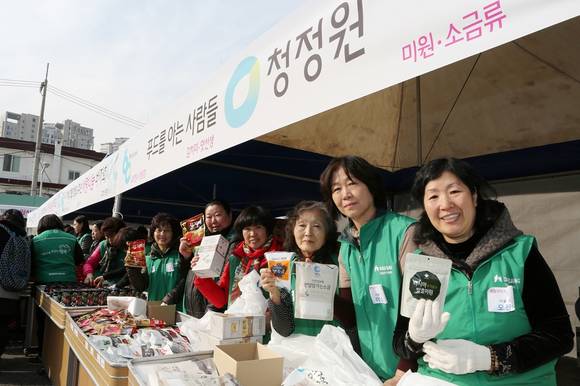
[225,270,267,316]
[179,312,213,350]
[397,370,459,386]
[270,324,382,386]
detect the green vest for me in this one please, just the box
[94,240,124,283]
[77,232,91,245]
[32,229,78,283]
[290,255,340,336]
[146,247,183,312]
[339,212,414,379]
[418,235,557,386]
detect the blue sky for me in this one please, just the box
[0,0,306,148]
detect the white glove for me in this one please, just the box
[408,299,450,343]
[423,339,491,375]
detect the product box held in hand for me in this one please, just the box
[147,301,176,325]
[191,234,228,278]
[214,342,283,386]
[208,312,265,339]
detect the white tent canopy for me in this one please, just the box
[27,0,580,227]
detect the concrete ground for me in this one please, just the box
[0,341,50,386]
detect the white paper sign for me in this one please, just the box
[294,262,338,321]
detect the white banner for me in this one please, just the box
[27,0,580,227]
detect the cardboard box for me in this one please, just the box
[214,343,283,386]
[196,330,263,351]
[192,234,228,278]
[147,301,176,325]
[208,312,265,339]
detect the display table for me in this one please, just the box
[65,311,128,386]
[35,286,104,386]
[64,310,199,386]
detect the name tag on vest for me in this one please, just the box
[369,284,388,304]
[166,262,175,272]
[487,286,515,312]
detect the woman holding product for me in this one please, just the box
[128,213,188,310]
[179,200,236,317]
[319,156,417,381]
[194,205,282,309]
[393,157,573,386]
[260,200,342,337]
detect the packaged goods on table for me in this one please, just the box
[43,283,143,307]
[129,354,241,386]
[72,307,194,365]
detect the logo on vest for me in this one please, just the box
[374,265,393,275]
[493,274,521,285]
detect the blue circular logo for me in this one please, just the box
[122,150,131,184]
[224,56,260,128]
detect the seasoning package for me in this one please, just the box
[180,213,205,247]
[125,239,147,267]
[265,251,293,290]
[400,253,452,318]
[294,262,338,321]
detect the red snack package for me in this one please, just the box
[125,239,147,267]
[180,214,205,246]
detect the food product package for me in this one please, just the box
[181,213,205,246]
[401,253,452,318]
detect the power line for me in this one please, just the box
[49,85,145,128]
[48,88,144,130]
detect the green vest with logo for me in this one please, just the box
[339,212,414,379]
[32,229,78,283]
[146,247,183,311]
[94,240,125,282]
[418,235,557,386]
[290,254,340,336]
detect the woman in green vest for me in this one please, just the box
[127,213,188,311]
[261,201,350,338]
[32,214,84,284]
[319,156,417,382]
[73,215,92,259]
[194,206,283,309]
[83,216,127,287]
[393,158,573,386]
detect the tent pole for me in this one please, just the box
[416,76,422,166]
[112,194,123,218]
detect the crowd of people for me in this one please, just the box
[0,155,574,386]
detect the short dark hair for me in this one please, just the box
[320,156,386,218]
[37,214,64,234]
[150,213,181,247]
[101,217,126,237]
[2,209,26,230]
[205,200,232,216]
[135,225,149,240]
[111,227,140,249]
[284,201,337,262]
[233,206,274,241]
[92,221,103,230]
[411,158,500,244]
[73,215,90,234]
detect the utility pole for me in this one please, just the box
[31,63,50,196]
